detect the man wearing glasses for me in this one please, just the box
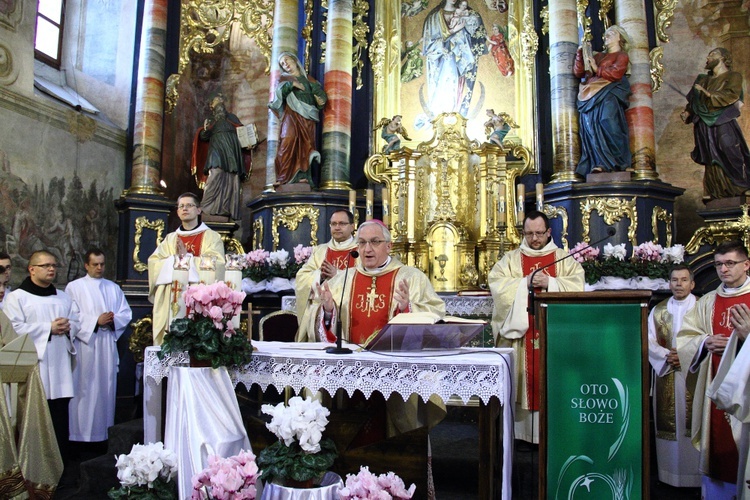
[294,209,358,342]
[0,251,11,309]
[488,210,584,444]
[148,193,225,345]
[4,250,81,468]
[678,240,750,498]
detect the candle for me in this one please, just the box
[536,183,544,211]
[516,184,525,223]
[224,269,243,330]
[366,189,374,221]
[497,182,506,225]
[198,269,215,285]
[382,187,390,226]
[349,190,356,216]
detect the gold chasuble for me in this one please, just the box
[677,279,750,482]
[519,252,556,411]
[652,302,693,440]
[306,256,445,344]
[294,238,357,342]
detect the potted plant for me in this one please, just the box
[339,466,416,499]
[108,442,178,499]
[158,281,252,368]
[191,449,259,499]
[257,396,338,488]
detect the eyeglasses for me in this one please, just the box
[357,239,387,248]
[330,221,351,227]
[713,260,748,269]
[177,203,197,210]
[32,263,58,269]
[0,265,7,274]
[523,231,549,238]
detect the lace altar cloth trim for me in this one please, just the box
[144,343,512,406]
[281,295,494,317]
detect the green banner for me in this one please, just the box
[546,303,643,500]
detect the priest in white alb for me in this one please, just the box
[4,250,80,466]
[65,249,132,443]
[488,210,584,443]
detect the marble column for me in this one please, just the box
[617,0,659,180]
[320,0,353,191]
[128,0,168,195]
[265,0,299,191]
[548,0,581,183]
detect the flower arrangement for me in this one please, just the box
[108,442,178,499]
[191,449,259,500]
[257,396,338,486]
[570,241,685,285]
[241,245,313,282]
[158,281,252,368]
[339,466,416,499]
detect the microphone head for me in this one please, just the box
[350,250,360,258]
[607,227,616,237]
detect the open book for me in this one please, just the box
[362,314,486,351]
[387,312,486,325]
[236,123,259,149]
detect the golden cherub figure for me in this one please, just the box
[374,115,412,153]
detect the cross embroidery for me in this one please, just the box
[170,280,183,317]
[366,276,379,314]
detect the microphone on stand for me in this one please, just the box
[527,227,616,315]
[326,250,359,355]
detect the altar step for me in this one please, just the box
[55,418,144,499]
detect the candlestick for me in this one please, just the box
[366,189,374,221]
[349,190,356,216]
[497,182,506,225]
[381,187,390,227]
[536,183,544,211]
[516,184,525,223]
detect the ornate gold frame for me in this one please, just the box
[252,218,264,250]
[580,196,638,247]
[543,203,570,251]
[651,206,673,247]
[133,216,165,273]
[685,204,750,254]
[271,205,320,250]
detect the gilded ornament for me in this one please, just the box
[129,316,153,362]
[165,73,181,114]
[223,236,245,255]
[352,0,370,90]
[577,0,593,43]
[580,196,638,247]
[684,205,750,254]
[252,218,264,250]
[369,22,386,88]
[651,207,673,247]
[654,0,677,43]
[540,6,549,36]
[302,0,314,73]
[650,47,664,94]
[598,0,613,29]
[133,216,165,273]
[542,204,570,251]
[520,5,539,78]
[271,205,320,250]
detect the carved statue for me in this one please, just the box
[483,109,517,146]
[268,52,327,187]
[681,47,750,201]
[375,115,412,153]
[194,93,247,220]
[573,25,632,176]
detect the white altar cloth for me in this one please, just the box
[164,366,251,500]
[144,342,515,499]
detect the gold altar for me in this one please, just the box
[365,113,531,292]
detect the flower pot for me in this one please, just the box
[189,355,212,368]
[283,478,315,489]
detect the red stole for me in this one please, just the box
[520,252,557,411]
[348,269,399,344]
[708,293,748,482]
[326,248,356,271]
[178,232,205,256]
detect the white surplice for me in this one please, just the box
[65,275,132,441]
[3,288,80,400]
[647,294,701,487]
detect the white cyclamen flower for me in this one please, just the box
[268,249,290,267]
[661,244,685,264]
[603,243,627,261]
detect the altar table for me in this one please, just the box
[144,342,515,499]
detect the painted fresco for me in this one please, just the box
[0,149,118,287]
[401,0,516,143]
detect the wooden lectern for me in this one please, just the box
[537,291,651,500]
